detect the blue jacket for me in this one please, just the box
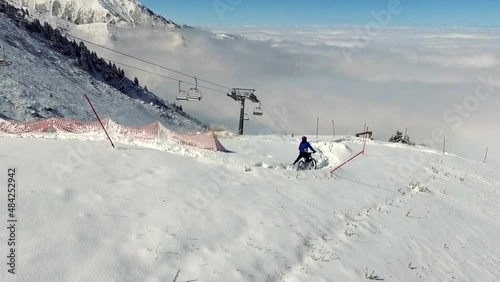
[299,141,316,153]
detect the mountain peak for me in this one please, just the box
[16,0,179,28]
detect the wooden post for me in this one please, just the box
[483,147,489,164]
[332,119,336,139]
[443,136,446,155]
[316,117,319,140]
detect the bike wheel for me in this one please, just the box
[310,158,317,170]
[297,160,306,171]
[306,161,313,170]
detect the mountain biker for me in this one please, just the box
[292,136,316,166]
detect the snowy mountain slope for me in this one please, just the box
[0,5,205,130]
[213,32,238,40]
[0,134,499,281]
[12,0,179,27]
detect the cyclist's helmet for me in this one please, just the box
[302,136,307,142]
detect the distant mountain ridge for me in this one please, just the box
[13,0,179,27]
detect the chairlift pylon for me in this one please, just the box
[186,77,202,101]
[253,102,263,116]
[0,46,12,67]
[176,81,189,101]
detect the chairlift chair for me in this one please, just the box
[244,113,250,121]
[253,103,263,116]
[186,77,202,101]
[176,81,189,101]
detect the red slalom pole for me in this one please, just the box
[330,151,363,174]
[362,126,369,155]
[84,94,115,148]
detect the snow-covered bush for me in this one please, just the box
[210,124,230,132]
[389,130,415,146]
[209,124,235,138]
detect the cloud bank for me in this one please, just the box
[73,24,500,166]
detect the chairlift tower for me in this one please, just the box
[227,88,260,135]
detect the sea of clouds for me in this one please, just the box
[73,21,500,166]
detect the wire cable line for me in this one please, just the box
[63,34,232,91]
[102,57,227,94]
[245,108,273,134]
[260,104,287,135]
[63,33,291,134]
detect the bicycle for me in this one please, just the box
[296,153,317,171]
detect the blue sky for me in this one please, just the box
[140,0,500,27]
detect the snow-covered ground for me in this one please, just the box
[1,134,499,281]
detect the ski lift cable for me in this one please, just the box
[63,34,232,91]
[104,58,276,133]
[245,108,273,134]
[60,32,286,132]
[65,35,287,113]
[63,34,285,131]
[102,57,227,94]
[99,57,279,126]
[260,103,287,135]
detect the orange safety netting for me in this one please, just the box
[0,118,51,134]
[159,124,227,152]
[0,117,227,152]
[51,117,107,134]
[107,120,159,140]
